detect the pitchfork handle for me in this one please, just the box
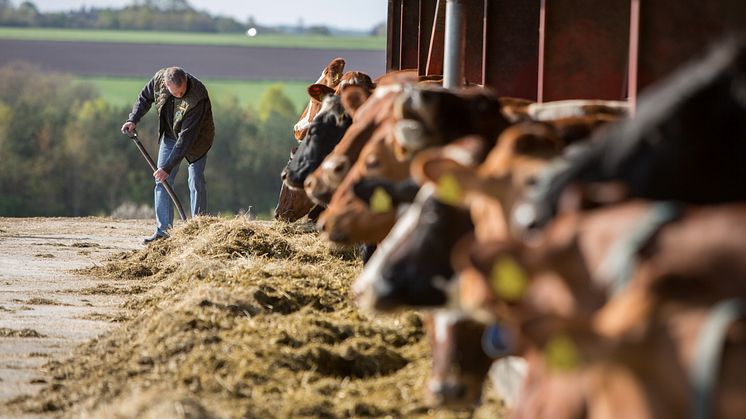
[128,130,187,221]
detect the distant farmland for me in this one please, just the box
[79,77,312,111]
[0,27,386,50]
[0,27,385,113]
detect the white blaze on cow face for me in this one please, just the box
[353,184,434,311]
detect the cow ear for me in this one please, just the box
[340,85,369,117]
[308,84,335,102]
[394,119,427,154]
[325,57,346,86]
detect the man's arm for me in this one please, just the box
[126,77,157,126]
[159,100,207,174]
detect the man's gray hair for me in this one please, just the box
[164,67,187,86]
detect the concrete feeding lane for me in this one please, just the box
[0,39,386,80]
[0,217,151,407]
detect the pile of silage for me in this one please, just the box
[8,216,504,418]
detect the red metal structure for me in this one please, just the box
[386,0,746,108]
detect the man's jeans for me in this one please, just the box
[154,135,207,236]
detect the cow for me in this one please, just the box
[277,72,375,221]
[318,135,490,245]
[422,310,494,408]
[274,147,317,222]
[303,78,410,205]
[392,85,509,159]
[305,73,486,206]
[350,121,581,312]
[518,38,746,232]
[459,201,746,328]
[352,184,474,311]
[282,83,372,191]
[283,95,354,190]
[515,298,746,419]
[315,118,403,244]
[293,57,346,141]
[314,87,510,245]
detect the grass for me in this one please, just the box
[78,76,312,111]
[0,27,386,50]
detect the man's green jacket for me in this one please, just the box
[127,68,215,173]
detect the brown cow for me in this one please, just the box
[422,310,494,408]
[293,57,345,141]
[460,202,746,326]
[304,78,409,205]
[303,72,456,206]
[516,298,746,419]
[315,119,403,243]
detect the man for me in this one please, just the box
[121,67,215,244]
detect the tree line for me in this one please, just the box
[0,0,246,32]
[0,62,298,217]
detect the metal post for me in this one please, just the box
[443,0,464,88]
[537,0,546,103]
[628,0,640,116]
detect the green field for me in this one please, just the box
[0,27,385,50]
[79,76,312,111]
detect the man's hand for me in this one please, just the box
[153,168,169,183]
[121,121,137,135]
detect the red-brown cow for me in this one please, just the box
[293,57,345,141]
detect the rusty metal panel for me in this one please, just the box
[464,0,485,85]
[636,0,746,92]
[483,0,541,99]
[400,0,421,70]
[542,0,629,101]
[386,0,401,71]
[426,0,446,76]
[418,0,438,75]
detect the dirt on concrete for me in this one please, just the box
[0,217,152,416]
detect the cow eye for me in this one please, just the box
[365,155,380,169]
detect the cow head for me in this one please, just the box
[423,310,495,408]
[293,57,346,140]
[317,120,410,244]
[393,86,508,157]
[353,186,474,311]
[284,95,352,189]
[304,83,405,205]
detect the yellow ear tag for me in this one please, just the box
[370,187,393,214]
[545,334,581,371]
[490,256,528,302]
[437,173,462,206]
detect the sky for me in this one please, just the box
[26,0,388,31]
